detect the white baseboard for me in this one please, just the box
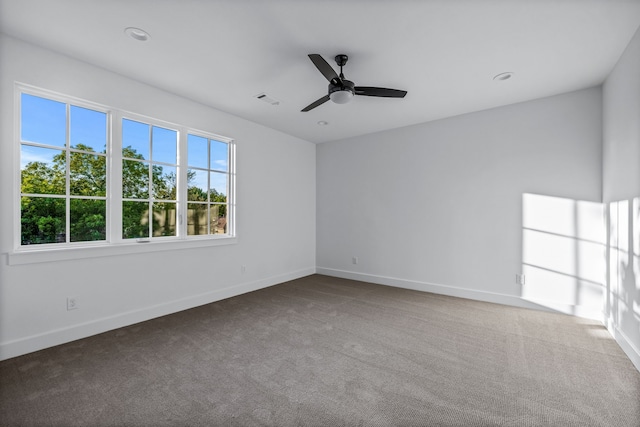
[7,266,635,374]
[0,267,315,361]
[609,326,640,373]
[315,267,604,321]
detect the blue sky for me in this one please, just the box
[21,93,229,196]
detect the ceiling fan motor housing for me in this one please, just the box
[329,79,355,104]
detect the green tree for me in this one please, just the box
[186,170,207,201]
[60,144,107,242]
[21,146,226,243]
[21,158,66,244]
[21,195,65,244]
[63,144,106,197]
[70,199,106,242]
[121,145,177,238]
[122,146,152,238]
[21,160,65,195]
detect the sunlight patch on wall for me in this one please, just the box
[522,193,605,319]
[607,197,640,344]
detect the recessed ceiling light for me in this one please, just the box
[124,27,150,42]
[493,72,514,81]
[317,121,329,126]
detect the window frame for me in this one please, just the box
[185,133,233,238]
[119,114,182,241]
[12,83,236,264]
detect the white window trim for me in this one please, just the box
[7,236,238,265]
[11,83,236,265]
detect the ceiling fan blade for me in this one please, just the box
[301,95,330,112]
[355,87,407,98]
[308,54,341,84]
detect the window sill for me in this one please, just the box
[6,236,237,266]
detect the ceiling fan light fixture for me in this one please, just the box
[330,89,354,104]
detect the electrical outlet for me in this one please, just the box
[352,257,358,265]
[516,274,526,286]
[67,297,79,311]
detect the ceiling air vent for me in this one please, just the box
[254,93,280,106]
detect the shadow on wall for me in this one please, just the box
[607,198,640,338]
[521,193,606,320]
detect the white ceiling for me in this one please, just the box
[1,0,639,144]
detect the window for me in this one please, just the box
[16,85,235,252]
[20,93,108,245]
[122,119,178,239]
[186,134,230,236]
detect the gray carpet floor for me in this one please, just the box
[1,274,639,426]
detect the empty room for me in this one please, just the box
[1,1,639,426]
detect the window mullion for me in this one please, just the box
[110,111,123,243]
[148,125,153,238]
[65,103,71,243]
[228,141,236,236]
[207,139,211,233]
[177,129,188,238]
[14,87,22,249]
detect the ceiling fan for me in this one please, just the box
[301,54,407,112]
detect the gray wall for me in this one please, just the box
[317,87,604,317]
[603,26,640,371]
[0,36,316,360]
